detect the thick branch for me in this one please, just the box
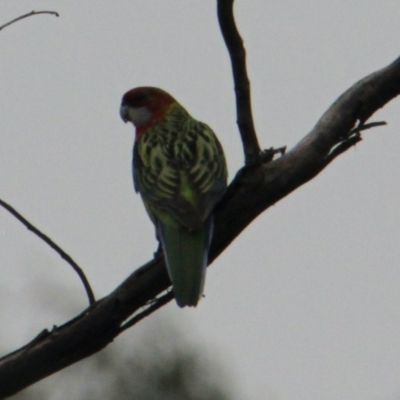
[0,54,399,398]
[217,0,262,166]
[212,56,400,251]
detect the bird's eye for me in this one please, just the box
[131,91,147,104]
[121,89,149,108]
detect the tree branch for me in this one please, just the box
[1,53,400,398]
[0,199,95,305]
[217,0,262,166]
[0,10,59,32]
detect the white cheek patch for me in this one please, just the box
[128,106,152,127]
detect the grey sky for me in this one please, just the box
[1,1,400,400]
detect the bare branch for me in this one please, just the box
[212,55,400,254]
[0,258,170,399]
[0,47,399,394]
[217,0,262,166]
[0,10,59,32]
[2,6,400,398]
[0,198,95,305]
[349,120,387,135]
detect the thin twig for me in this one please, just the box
[217,0,262,166]
[0,10,59,32]
[324,134,363,164]
[349,120,387,135]
[119,291,174,332]
[324,121,386,165]
[0,198,95,305]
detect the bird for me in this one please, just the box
[120,87,227,307]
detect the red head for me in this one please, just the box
[120,87,177,137]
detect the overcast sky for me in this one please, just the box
[1,1,400,400]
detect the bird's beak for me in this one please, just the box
[119,104,129,123]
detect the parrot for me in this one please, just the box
[119,87,227,307]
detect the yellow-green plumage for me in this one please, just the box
[121,87,227,307]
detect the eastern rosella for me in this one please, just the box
[120,87,227,307]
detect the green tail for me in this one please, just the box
[158,216,213,307]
